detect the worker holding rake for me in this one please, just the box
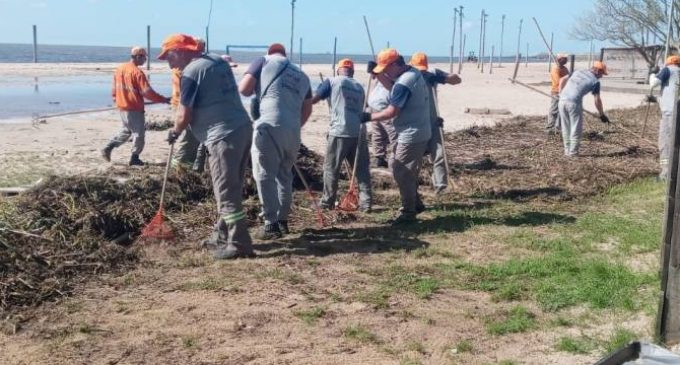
[239,43,313,240]
[650,55,680,181]
[160,34,255,260]
[364,49,431,224]
[311,58,372,212]
[408,52,461,195]
[546,54,570,135]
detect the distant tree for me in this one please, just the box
[572,0,680,68]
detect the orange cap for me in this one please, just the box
[336,58,354,70]
[373,48,400,74]
[268,43,286,56]
[158,34,200,60]
[667,55,680,66]
[592,61,608,75]
[409,52,429,71]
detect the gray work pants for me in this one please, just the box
[321,135,372,209]
[546,95,561,130]
[558,100,583,156]
[371,120,396,159]
[392,141,428,214]
[660,110,673,179]
[173,131,200,167]
[425,123,448,190]
[109,110,145,155]
[251,125,300,225]
[207,124,254,253]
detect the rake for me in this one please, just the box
[140,144,175,240]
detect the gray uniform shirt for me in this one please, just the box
[256,54,312,133]
[181,54,251,144]
[659,65,680,113]
[322,76,365,138]
[391,68,432,144]
[368,82,391,112]
[560,69,601,105]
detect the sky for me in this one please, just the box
[0,0,608,57]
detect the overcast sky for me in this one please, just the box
[0,0,608,57]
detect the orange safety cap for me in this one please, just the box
[409,52,429,71]
[268,43,286,56]
[373,48,400,74]
[593,61,608,75]
[667,55,680,66]
[130,46,147,57]
[336,58,354,70]
[158,34,200,60]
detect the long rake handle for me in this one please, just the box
[347,75,373,192]
[433,88,455,188]
[293,163,324,226]
[159,143,175,209]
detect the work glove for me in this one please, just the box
[599,115,610,124]
[167,130,179,145]
[164,97,172,104]
[645,95,657,103]
[436,117,444,128]
[367,61,377,75]
[360,112,372,123]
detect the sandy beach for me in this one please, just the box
[0,60,649,187]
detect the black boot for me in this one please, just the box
[254,223,282,240]
[101,145,114,162]
[278,220,290,235]
[129,153,144,166]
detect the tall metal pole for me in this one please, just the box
[478,9,484,68]
[458,6,464,73]
[526,42,529,67]
[499,14,505,66]
[450,8,458,73]
[290,0,296,61]
[146,25,151,70]
[490,45,494,74]
[299,37,303,70]
[666,0,675,60]
[515,19,523,67]
[205,26,210,53]
[481,12,488,73]
[363,15,376,58]
[32,25,38,63]
[332,36,337,74]
[548,32,554,72]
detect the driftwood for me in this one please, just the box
[464,108,512,115]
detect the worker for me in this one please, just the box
[367,73,395,168]
[238,43,313,239]
[364,49,431,224]
[650,55,680,180]
[408,52,461,194]
[557,61,610,157]
[546,54,570,134]
[102,46,170,165]
[311,58,372,212]
[161,34,255,260]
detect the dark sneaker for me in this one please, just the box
[278,220,290,235]
[373,157,388,168]
[389,213,417,226]
[101,146,113,162]
[434,185,447,195]
[129,154,144,166]
[416,201,426,214]
[254,223,282,240]
[212,243,256,260]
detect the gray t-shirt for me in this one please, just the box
[368,82,391,112]
[391,67,432,144]
[658,65,680,113]
[249,54,312,132]
[315,75,365,138]
[560,69,601,104]
[180,54,251,144]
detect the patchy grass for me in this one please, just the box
[485,305,536,335]
[556,335,596,354]
[455,339,474,353]
[603,328,638,354]
[294,306,326,325]
[343,324,380,344]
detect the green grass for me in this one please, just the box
[294,306,326,325]
[343,324,380,344]
[256,268,304,285]
[556,336,596,354]
[455,339,474,353]
[405,341,426,354]
[486,305,536,335]
[603,328,638,354]
[176,277,230,291]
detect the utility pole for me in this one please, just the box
[499,14,505,66]
[481,11,488,73]
[490,45,494,74]
[515,19,523,67]
[526,42,529,67]
[450,8,458,73]
[290,0,296,61]
[478,9,484,68]
[32,25,38,63]
[458,5,464,74]
[146,25,151,70]
[332,36,337,74]
[666,0,675,60]
[205,26,210,53]
[548,32,553,72]
[299,37,303,70]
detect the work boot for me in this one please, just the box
[254,223,282,240]
[101,145,113,162]
[373,156,388,168]
[278,220,290,235]
[212,242,256,260]
[434,185,447,195]
[389,212,418,226]
[416,200,426,214]
[129,154,144,166]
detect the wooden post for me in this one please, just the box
[363,15,376,58]
[512,53,521,82]
[32,25,38,63]
[205,25,210,53]
[450,8,457,73]
[658,85,680,345]
[526,43,529,67]
[499,14,505,66]
[332,37,337,74]
[459,34,466,74]
[290,0,296,60]
[515,19,523,69]
[458,6,464,74]
[481,11,488,73]
[600,47,605,62]
[548,32,553,72]
[665,0,675,60]
[299,37,303,70]
[478,9,484,68]
[490,45,494,74]
[570,54,576,74]
[146,25,151,70]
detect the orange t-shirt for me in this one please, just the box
[111,61,167,111]
[550,65,570,95]
[171,68,181,108]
